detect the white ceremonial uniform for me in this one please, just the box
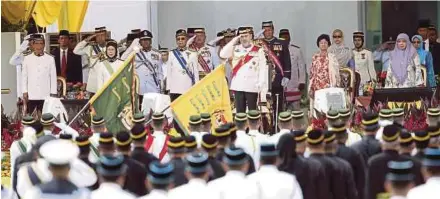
[138,189,168,199]
[168,178,218,199]
[149,131,170,163]
[407,177,440,199]
[23,185,90,199]
[167,48,200,94]
[189,131,207,148]
[88,132,101,163]
[353,48,376,85]
[73,40,106,93]
[22,53,57,100]
[208,170,259,199]
[345,128,362,146]
[91,182,136,199]
[271,129,291,145]
[10,127,36,194]
[96,59,124,90]
[248,130,269,169]
[286,44,306,103]
[17,158,97,197]
[193,44,220,71]
[235,130,258,161]
[247,165,303,199]
[9,38,30,99]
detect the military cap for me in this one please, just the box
[399,130,413,146]
[95,26,106,33]
[59,30,70,37]
[307,129,325,145]
[132,112,146,124]
[362,111,379,131]
[427,126,440,138]
[176,29,187,37]
[189,115,202,125]
[234,113,247,122]
[237,26,253,35]
[247,110,261,120]
[40,113,55,126]
[184,136,197,151]
[212,125,231,138]
[131,29,141,34]
[99,132,114,146]
[260,143,279,157]
[159,48,169,53]
[186,28,196,35]
[139,30,153,39]
[279,111,293,122]
[324,130,336,143]
[201,134,218,150]
[22,115,36,125]
[353,31,364,38]
[223,28,236,37]
[427,108,440,117]
[32,122,44,138]
[126,33,137,41]
[291,110,304,119]
[148,161,174,184]
[130,123,147,140]
[217,31,224,37]
[386,161,414,181]
[392,108,404,117]
[152,112,165,121]
[92,115,105,125]
[223,146,248,165]
[59,133,73,140]
[30,34,44,41]
[167,137,186,153]
[75,135,90,148]
[261,21,274,28]
[379,109,393,118]
[293,130,307,142]
[328,121,347,134]
[97,154,128,176]
[193,28,205,34]
[279,29,290,35]
[185,152,209,173]
[40,139,79,166]
[382,125,400,142]
[115,131,132,147]
[326,110,340,120]
[200,113,211,122]
[413,131,430,142]
[339,108,351,118]
[423,148,440,167]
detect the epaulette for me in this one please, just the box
[290,44,300,48]
[45,52,54,57]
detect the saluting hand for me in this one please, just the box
[85,34,97,42]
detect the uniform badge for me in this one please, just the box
[151,54,159,60]
[361,53,365,59]
[252,61,256,65]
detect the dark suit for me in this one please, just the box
[170,157,188,187]
[131,146,158,171]
[336,143,366,199]
[122,155,148,196]
[216,147,255,175]
[52,48,83,83]
[305,155,331,199]
[400,153,425,185]
[327,154,359,199]
[351,135,382,167]
[279,156,320,199]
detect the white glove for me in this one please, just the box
[19,40,29,52]
[186,35,197,47]
[281,77,290,87]
[255,29,265,39]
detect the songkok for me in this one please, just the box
[418,19,431,29]
[326,110,340,120]
[353,31,364,38]
[131,29,141,34]
[132,112,146,124]
[184,136,197,152]
[212,125,230,138]
[234,113,247,122]
[167,137,185,153]
[175,29,187,37]
[159,48,169,53]
[362,111,379,131]
[382,125,400,142]
[279,29,290,36]
[392,108,404,117]
[427,126,440,138]
[31,122,44,138]
[40,113,55,126]
[140,30,153,39]
[30,34,44,41]
[152,112,165,121]
[261,21,274,28]
[75,135,90,148]
[278,111,293,122]
[59,134,73,140]
[40,139,79,166]
[59,30,70,37]
[148,161,174,184]
[324,130,336,143]
[22,115,36,125]
[186,28,196,35]
[237,27,253,35]
[291,110,304,119]
[399,130,413,146]
[379,109,393,119]
[97,154,127,176]
[247,110,261,120]
[185,152,209,173]
[115,131,132,147]
[293,130,307,142]
[414,131,430,142]
[99,132,114,146]
[307,129,325,145]
[200,113,211,122]
[427,108,440,117]
[260,143,279,157]
[193,28,205,34]
[95,26,106,33]
[217,31,224,37]
[92,115,105,126]
[126,33,137,41]
[201,134,218,150]
[423,148,440,167]
[329,121,347,134]
[339,108,351,118]
[189,115,202,125]
[386,161,414,181]
[223,146,248,165]
[130,123,147,140]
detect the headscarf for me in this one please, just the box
[390,33,417,84]
[411,35,427,64]
[106,40,118,62]
[328,29,353,67]
[277,133,296,171]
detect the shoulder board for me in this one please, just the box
[290,44,300,48]
[45,52,54,57]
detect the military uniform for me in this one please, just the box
[412,131,430,162]
[139,161,174,199]
[375,109,394,141]
[271,111,293,144]
[130,123,158,170]
[407,148,440,199]
[386,160,416,199]
[73,27,107,93]
[201,134,225,180]
[9,34,33,100]
[187,28,220,72]
[234,113,257,160]
[88,116,106,164]
[146,113,170,162]
[351,111,382,166]
[352,32,376,85]
[167,137,188,187]
[188,115,207,147]
[336,141,366,198]
[75,135,99,190]
[247,110,269,169]
[399,131,424,185]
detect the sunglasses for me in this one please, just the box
[412,41,421,44]
[333,35,342,38]
[176,37,186,41]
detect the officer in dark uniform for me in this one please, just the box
[399,130,424,185]
[200,134,225,180]
[307,129,334,199]
[115,131,148,196]
[332,121,366,199]
[184,135,197,153]
[167,137,188,187]
[293,130,307,157]
[427,125,440,148]
[130,123,158,170]
[413,131,430,161]
[385,161,415,199]
[98,132,115,156]
[75,135,99,190]
[351,111,382,166]
[261,21,292,123]
[324,130,359,199]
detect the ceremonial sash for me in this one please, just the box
[136,52,160,87]
[27,166,42,186]
[144,133,169,161]
[102,60,114,75]
[172,49,195,85]
[261,41,284,77]
[231,45,260,78]
[190,44,211,73]
[92,45,102,55]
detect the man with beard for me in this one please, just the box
[352,31,376,86]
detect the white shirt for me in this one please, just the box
[138,189,168,199]
[9,43,28,99]
[23,185,90,199]
[193,44,219,71]
[168,178,217,199]
[346,128,362,146]
[96,59,124,91]
[149,131,170,163]
[60,48,68,63]
[88,132,101,164]
[167,48,199,94]
[407,177,440,199]
[73,40,106,93]
[353,48,376,85]
[22,53,57,100]
[208,170,259,199]
[247,165,303,199]
[248,129,269,169]
[189,131,207,148]
[235,130,258,161]
[375,119,394,141]
[90,182,136,199]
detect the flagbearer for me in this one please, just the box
[145,112,170,162]
[220,27,268,113]
[188,115,206,147]
[130,123,158,169]
[89,115,107,163]
[200,113,212,134]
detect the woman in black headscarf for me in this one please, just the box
[96,40,124,90]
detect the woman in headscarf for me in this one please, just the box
[96,40,124,90]
[385,33,423,88]
[308,34,340,113]
[411,35,436,87]
[328,29,354,68]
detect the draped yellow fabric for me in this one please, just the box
[58,0,89,32]
[32,0,62,27]
[1,1,35,24]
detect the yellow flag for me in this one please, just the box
[171,65,233,135]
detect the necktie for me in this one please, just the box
[61,50,67,78]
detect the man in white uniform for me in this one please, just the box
[271,111,293,144]
[187,27,220,74]
[88,116,107,163]
[188,115,206,148]
[9,33,33,102]
[234,113,257,160]
[145,113,170,162]
[352,31,376,86]
[407,148,440,199]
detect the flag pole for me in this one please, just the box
[68,101,90,126]
[144,105,171,125]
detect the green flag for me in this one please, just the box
[90,54,138,133]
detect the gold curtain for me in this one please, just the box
[32,0,62,27]
[1,1,35,24]
[58,0,89,32]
